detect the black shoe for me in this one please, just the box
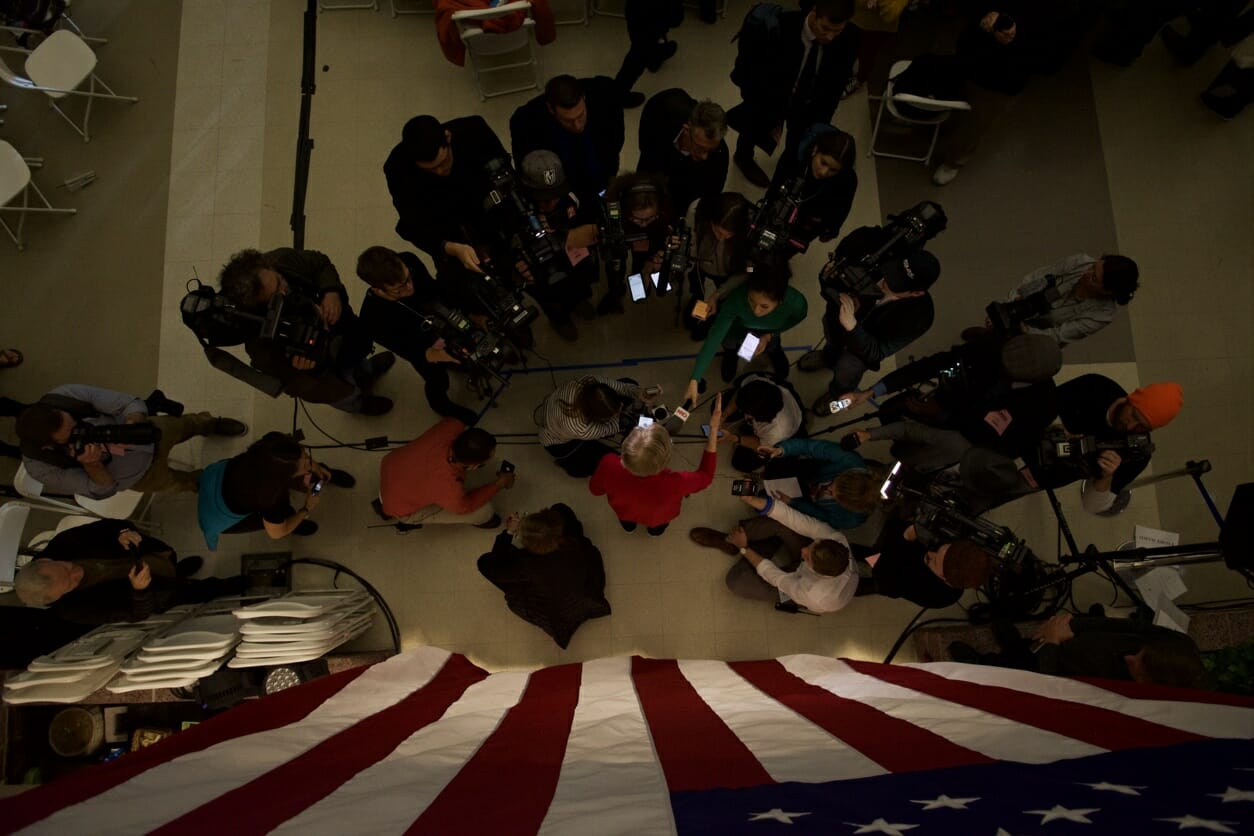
[395,521,423,533]
[647,40,678,72]
[551,318,579,342]
[294,520,319,536]
[812,393,835,418]
[947,641,984,664]
[359,395,393,416]
[474,513,503,529]
[620,520,638,533]
[734,153,771,188]
[622,91,646,109]
[175,555,204,578]
[146,389,185,417]
[371,497,395,521]
[596,294,625,316]
[207,418,248,437]
[720,350,739,383]
[326,468,355,488]
[0,440,21,459]
[358,351,396,388]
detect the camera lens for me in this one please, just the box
[652,407,668,421]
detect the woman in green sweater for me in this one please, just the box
[683,269,808,405]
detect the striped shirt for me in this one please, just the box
[539,377,639,447]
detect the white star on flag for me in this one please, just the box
[1024,804,1100,824]
[845,818,920,835]
[1157,814,1240,833]
[749,809,811,824]
[1081,781,1145,796]
[911,794,980,810]
[1211,787,1254,803]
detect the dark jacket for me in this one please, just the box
[839,294,935,372]
[384,115,508,261]
[638,88,730,215]
[768,161,857,246]
[1037,616,1200,681]
[956,1,1073,96]
[475,504,611,648]
[358,252,445,366]
[509,76,625,203]
[870,521,964,610]
[728,9,859,152]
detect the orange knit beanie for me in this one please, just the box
[1126,383,1183,430]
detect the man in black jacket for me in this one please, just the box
[509,75,625,206]
[855,517,994,609]
[355,246,480,426]
[218,248,394,414]
[637,89,730,215]
[797,230,941,416]
[383,114,508,273]
[728,0,859,187]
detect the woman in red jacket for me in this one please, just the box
[589,394,723,535]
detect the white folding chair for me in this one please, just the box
[0,501,33,591]
[13,463,159,532]
[391,0,433,15]
[0,140,75,250]
[869,60,971,168]
[452,1,540,101]
[0,30,138,142]
[13,464,84,517]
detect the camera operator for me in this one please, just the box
[638,91,731,217]
[16,384,246,499]
[719,373,805,473]
[797,233,941,417]
[975,253,1139,347]
[689,493,858,613]
[510,74,625,206]
[761,124,858,254]
[539,375,662,478]
[384,114,507,274]
[354,246,479,427]
[684,266,808,404]
[1022,376,1183,514]
[218,248,395,415]
[596,172,673,315]
[681,192,750,339]
[375,420,513,531]
[853,515,994,609]
[756,438,881,530]
[198,432,353,548]
[513,151,601,341]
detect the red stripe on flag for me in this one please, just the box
[631,657,774,793]
[1073,675,1254,708]
[731,660,996,772]
[844,660,1206,750]
[0,665,369,833]
[405,662,583,836]
[147,654,488,836]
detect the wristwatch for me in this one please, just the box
[738,547,748,557]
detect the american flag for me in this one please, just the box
[3,647,1252,835]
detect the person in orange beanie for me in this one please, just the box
[1023,375,1183,514]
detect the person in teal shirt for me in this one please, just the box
[758,438,880,531]
[683,269,807,405]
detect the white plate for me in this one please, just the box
[232,590,368,620]
[121,657,227,684]
[120,654,227,675]
[107,672,205,693]
[5,662,121,704]
[135,641,239,664]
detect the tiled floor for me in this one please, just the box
[1,1,1250,671]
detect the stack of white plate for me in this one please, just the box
[107,613,242,694]
[5,626,151,704]
[228,589,373,668]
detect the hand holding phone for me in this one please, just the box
[499,460,516,474]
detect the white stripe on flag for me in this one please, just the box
[780,655,1105,763]
[538,657,676,836]
[270,670,533,836]
[916,662,1254,738]
[18,648,454,836]
[677,659,888,784]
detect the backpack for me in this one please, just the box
[730,3,785,89]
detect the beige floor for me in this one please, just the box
[1,1,1251,671]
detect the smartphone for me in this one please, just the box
[692,300,711,321]
[829,398,853,414]
[731,478,759,496]
[637,415,654,428]
[310,478,325,495]
[736,333,760,362]
[628,273,646,302]
[701,424,725,439]
[499,460,516,473]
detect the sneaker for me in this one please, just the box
[574,299,596,320]
[596,294,625,316]
[175,555,204,578]
[733,153,771,188]
[294,520,319,536]
[796,350,827,373]
[551,319,579,342]
[359,395,394,416]
[932,164,960,186]
[358,351,396,388]
[370,498,394,521]
[326,468,355,488]
[207,418,248,436]
[474,513,503,529]
[622,91,646,109]
[688,527,739,555]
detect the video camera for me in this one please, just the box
[595,191,652,279]
[483,157,568,288]
[1038,429,1154,477]
[747,175,806,262]
[424,302,514,376]
[468,270,539,334]
[659,218,692,298]
[68,422,162,455]
[818,201,947,304]
[986,274,1063,334]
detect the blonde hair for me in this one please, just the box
[621,424,672,477]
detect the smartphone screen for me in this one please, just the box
[692,300,711,321]
[701,424,724,439]
[737,333,760,362]
[637,415,654,428]
[628,273,646,302]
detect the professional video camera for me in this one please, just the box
[467,270,539,333]
[658,218,692,298]
[68,422,162,454]
[747,175,806,261]
[1037,429,1154,477]
[424,303,513,375]
[596,194,629,276]
[818,201,947,305]
[483,157,568,288]
[986,274,1063,334]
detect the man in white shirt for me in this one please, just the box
[689,494,858,613]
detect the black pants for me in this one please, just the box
[615,0,680,93]
[546,439,613,478]
[621,519,669,535]
[413,358,478,427]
